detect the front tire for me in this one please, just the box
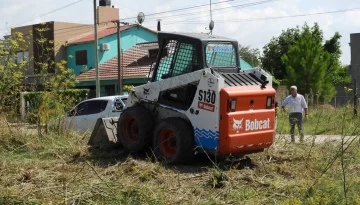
[118,105,154,153]
[153,118,195,164]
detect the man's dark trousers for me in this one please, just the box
[289,113,304,142]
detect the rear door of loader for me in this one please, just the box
[219,85,276,155]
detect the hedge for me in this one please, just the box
[23,89,89,113]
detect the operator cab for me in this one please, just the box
[151,32,241,110]
[151,32,240,83]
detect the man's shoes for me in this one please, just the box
[300,132,304,143]
[291,135,295,143]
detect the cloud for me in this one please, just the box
[344,11,360,27]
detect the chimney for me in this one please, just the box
[99,0,111,7]
[157,20,161,32]
[97,0,119,25]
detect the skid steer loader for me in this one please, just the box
[88,32,276,164]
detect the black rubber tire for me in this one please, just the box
[153,118,195,164]
[118,105,154,153]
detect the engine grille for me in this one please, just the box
[219,72,261,87]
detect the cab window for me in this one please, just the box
[205,42,236,67]
[155,40,198,81]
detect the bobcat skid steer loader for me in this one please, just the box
[88,32,276,164]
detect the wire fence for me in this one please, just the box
[275,86,359,109]
[276,95,358,109]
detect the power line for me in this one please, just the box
[2,0,269,36]
[161,7,360,25]
[144,0,279,21]
[0,0,85,33]
[121,0,248,20]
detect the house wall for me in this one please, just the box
[240,58,253,70]
[66,26,158,75]
[54,22,96,66]
[11,25,34,76]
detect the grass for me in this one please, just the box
[1,106,360,204]
[277,105,360,136]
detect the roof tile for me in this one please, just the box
[69,25,135,45]
[76,42,158,81]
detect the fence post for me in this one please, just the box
[20,92,27,122]
[334,96,337,108]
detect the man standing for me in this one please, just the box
[282,86,308,142]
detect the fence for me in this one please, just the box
[276,94,358,109]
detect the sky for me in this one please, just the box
[0,0,359,65]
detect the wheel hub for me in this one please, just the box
[159,128,177,158]
[124,117,140,143]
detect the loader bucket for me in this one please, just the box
[88,117,121,149]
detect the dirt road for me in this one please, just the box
[276,134,358,144]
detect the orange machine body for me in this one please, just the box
[219,86,276,155]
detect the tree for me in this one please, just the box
[330,65,352,85]
[238,44,261,67]
[0,22,79,134]
[282,24,336,99]
[261,23,349,85]
[324,32,351,85]
[0,31,31,116]
[30,23,78,133]
[261,27,301,79]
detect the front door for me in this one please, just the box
[66,100,109,133]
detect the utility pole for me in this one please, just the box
[93,0,100,97]
[354,78,357,118]
[208,0,214,35]
[113,13,144,95]
[114,21,122,95]
[113,20,130,95]
[121,49,124,91]
[210,0,212,24]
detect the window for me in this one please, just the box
[206,43,236,67]
[76,50,87,65]
[154,40,198,82]
[72,100,108,116]
[16,51,29,64]
[72,101,88,116]
[87,100,108,115]
[171,43,198,77]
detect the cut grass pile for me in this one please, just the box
[0,106,360,205]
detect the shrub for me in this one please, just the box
[23,89,89,124]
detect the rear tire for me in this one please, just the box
[153,118,195,164]
[118,105,154,153]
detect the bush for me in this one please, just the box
[23,89,89,124]
[23,89,88,112]
[123,85,134,93]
